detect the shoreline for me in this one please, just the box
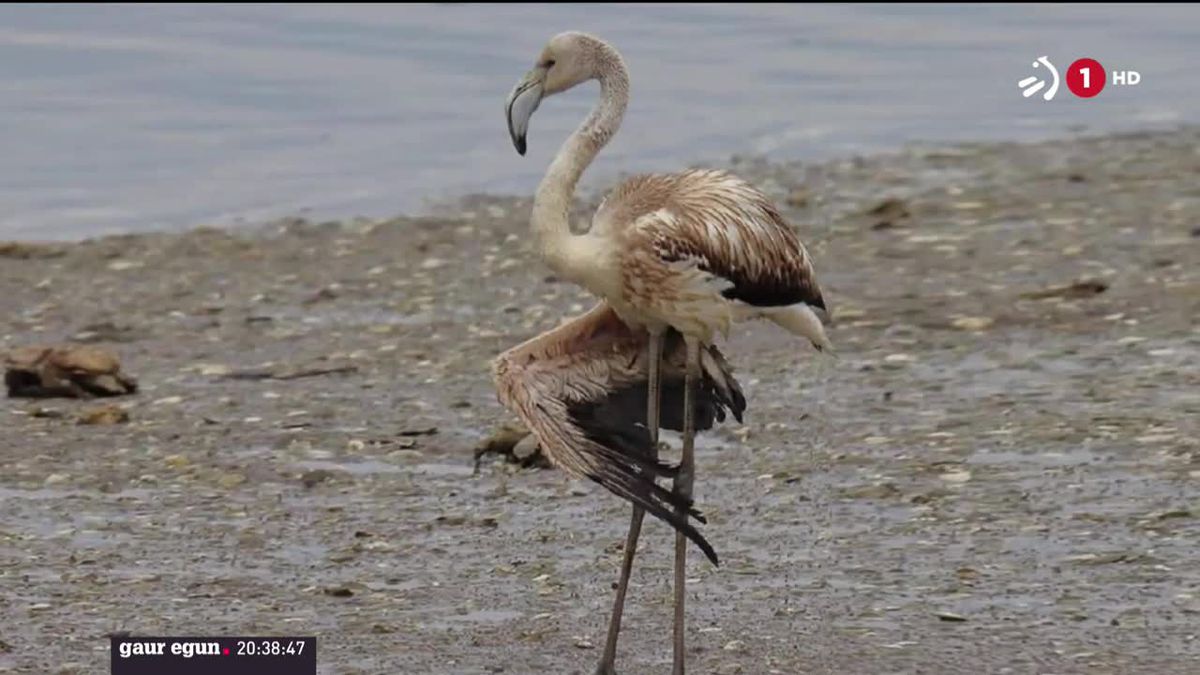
[5,122,1196,246]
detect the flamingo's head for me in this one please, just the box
[505,32,610,156]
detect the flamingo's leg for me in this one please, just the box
[596,329,664,675]
[672,337,701,675]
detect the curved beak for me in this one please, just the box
[505,71,543,156]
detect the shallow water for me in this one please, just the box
[2,4,1197,239]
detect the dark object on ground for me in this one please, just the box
[218,364,358,381]
[1019,278,1109,300]
[4,345,138,398]
[867,197,912,230]
[77,404,131,425]
[0,241,67,259]
[473,421,551,471]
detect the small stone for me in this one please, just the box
[936,612,968,622]
[512,434,541,462]
[301,469,335,488]
[398,426,438,437]
[218,473,247,489]
[940,469,972,483]
[164,454,189,469]
[302,286,339,305]
[28,407,65,419]
[841,482,901,500]
[44,473,69,486]
[785,188,810,207]
[77,404,129,425]
[865,197,911,230]
[951,316,994,331]
[1136,433,1176,444]
[1020,279,1108,300]
[882,353,915,369]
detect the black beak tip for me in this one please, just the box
[514,136,527,156]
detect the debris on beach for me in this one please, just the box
[0,241,67,259]
[215,364,359,381]
[70,321,142,344]
[865,197,912,230]
[398,425,439,437]
[77,404,130,425]
[473,420,550,470]
[1019,278,1109,300]
[4,345,138,398]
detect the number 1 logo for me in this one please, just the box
[1066,58,1106,98]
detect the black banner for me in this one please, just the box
[111,636,316,674]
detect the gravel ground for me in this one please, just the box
[2,127,1199,674]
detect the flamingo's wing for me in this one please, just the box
[605,169,827,311]
[492,303,746,565]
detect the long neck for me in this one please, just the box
[532,45,629,280]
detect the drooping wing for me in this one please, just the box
[492,302,746,565]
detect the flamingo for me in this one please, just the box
[504,31,831,674]
[491,301,745,664]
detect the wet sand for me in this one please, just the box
[2,127,1199,674]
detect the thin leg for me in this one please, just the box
[596,330,664,675]
[672,337,701,675]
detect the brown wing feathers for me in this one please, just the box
[617,169,826,311]
[493,304,746,566]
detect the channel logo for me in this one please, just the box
[1018,56,1059,101]
[1018,56,1141,101]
